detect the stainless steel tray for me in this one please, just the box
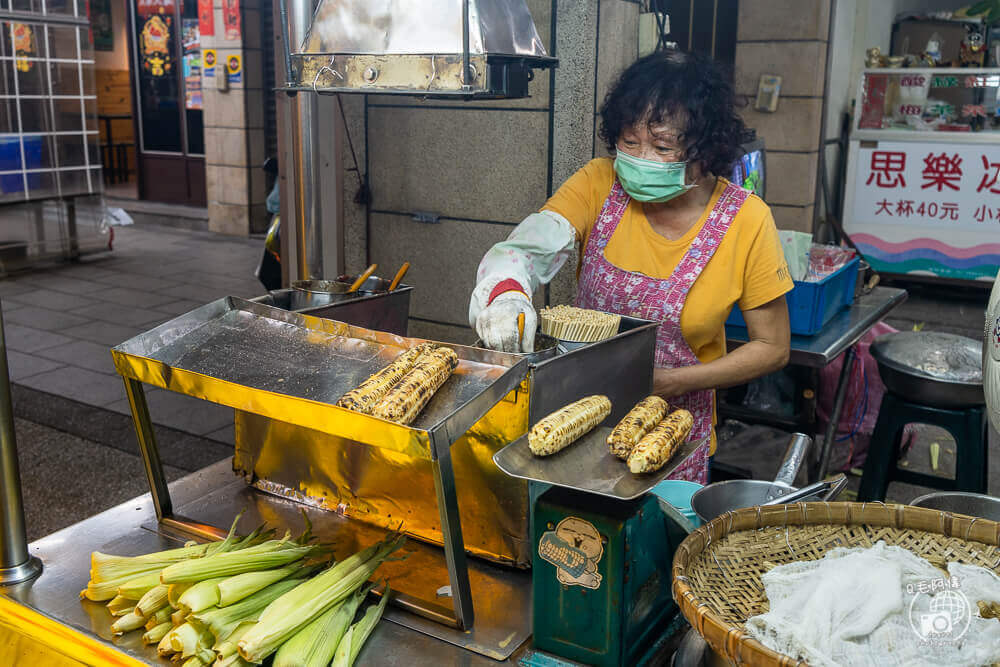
[112,296,529,461]
[492,426,705,500]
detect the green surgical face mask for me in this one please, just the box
[613,150,695,203]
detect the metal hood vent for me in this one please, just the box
[282,0,557,99]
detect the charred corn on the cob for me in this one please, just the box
[528,395,612,456]
[607,396,668,460]
[627,409,693,474]
[336,343,433,414]
[370,347,459,425]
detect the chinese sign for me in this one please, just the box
[848,141,1000,281]
[203,48,216,78]
[223,0,240,40]
[226,54,241,84]
[198,0,214,37]
[141,15,172,77]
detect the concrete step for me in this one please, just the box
[105,196,209,232]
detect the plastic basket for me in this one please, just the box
[726,256,859,336]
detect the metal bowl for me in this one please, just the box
[472,333,560,365]
[910,491,1000,521]
[871,331,984,408]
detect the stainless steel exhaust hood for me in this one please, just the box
[280,0,557,99]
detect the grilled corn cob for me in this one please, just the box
[336,344,434,414]
[370,347,459,425]
[607,396,668,460]
[627,409,693,474]
[528,395,612,456]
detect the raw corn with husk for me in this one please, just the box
[159,542,317,584]
[176,576,228,613]
[273,583,371,667]
[607,396,668,460]
[238,534,404,663]
[111,609,147,635]
[216,563,303,607]
[528,395,612,456]
[142,621,172,644]
[144,605,173,630]
[370,346,459,425]
[190,577,303,641]
[627,408,693,474]
[331,588,391,667]
[337,343,434,413]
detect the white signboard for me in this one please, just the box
[846,140,1000,281]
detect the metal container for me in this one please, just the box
[236,314,659,569]
[472,333,560,365]
[871,331,984,408]
[909,491,1000,521]
[253,283,412,336]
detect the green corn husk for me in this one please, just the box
[118,572,163,600]
[272,583,371,667]
[169,622,214,658]
[110,609,146,635]
[167,583,192,608]
[136,584,170,617]
[215,654,253,667]
[157,626,178,656]
[143,621,173,645]
[172,608,188,626]
[214,621,256,658]
[106,595,135,616]
[176,576,228,614]
[331,586,390,667]
[191,578,303,642]
[145,605,174,630]
[238,535,403,663]
[180,655,210,667]
[196,647,215,663]
[217,564,301,607]
[160,543,316,584]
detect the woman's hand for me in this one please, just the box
[653,367,694,398]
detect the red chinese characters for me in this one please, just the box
[866,151,906,188]
[921,152,962,191]
[977,155,1000,194]
[974,205,999,223]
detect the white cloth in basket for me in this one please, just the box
[745,541,1000,667]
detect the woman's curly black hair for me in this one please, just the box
[598,50,746,177]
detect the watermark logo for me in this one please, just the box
[907,576,972,645]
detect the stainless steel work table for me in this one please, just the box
[7,460,519,666]
[725,286,908,480]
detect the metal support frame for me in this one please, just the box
[430,438,474,629]
[0,301,41,585]
[814,346,857,482]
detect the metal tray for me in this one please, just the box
[493,425,705,500]
[112,296,529,461]
[251,284,413,336]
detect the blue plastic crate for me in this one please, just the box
[726,256,859,336]
[0,135,42,195]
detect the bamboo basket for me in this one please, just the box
[671,502,1000,666]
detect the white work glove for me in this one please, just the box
[475,291,537,353]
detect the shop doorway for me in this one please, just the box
[126,0,205,206]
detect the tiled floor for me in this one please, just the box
[2,222,265,444]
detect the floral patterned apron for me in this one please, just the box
[575,180,748,484]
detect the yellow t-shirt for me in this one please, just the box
[542,158,793,452]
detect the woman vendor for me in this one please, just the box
[468,50,793,483]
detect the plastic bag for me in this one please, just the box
[816,321,898,470]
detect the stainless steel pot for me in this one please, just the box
[871,331,984,408]
[691,434,846,522]
[472,333,561,365]
[909,491,1000,521]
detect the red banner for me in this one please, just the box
[136,0,174,18]
[198,0,214,36]
[223,0,240,41]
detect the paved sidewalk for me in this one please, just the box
[1,223,265,446]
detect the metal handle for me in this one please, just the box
[772,433,812,488]
[388,262,410,291]
[763,473,847,505]
[348,264,377,292]
[517,312,525,345]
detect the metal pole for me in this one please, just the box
[815,346,857,482]
[288,0,322,280]
[122,377,172,519]
[431,448,474,629]
[461,0,470,88]
[0,301,41,584]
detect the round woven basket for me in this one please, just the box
[671,502,1000,666]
